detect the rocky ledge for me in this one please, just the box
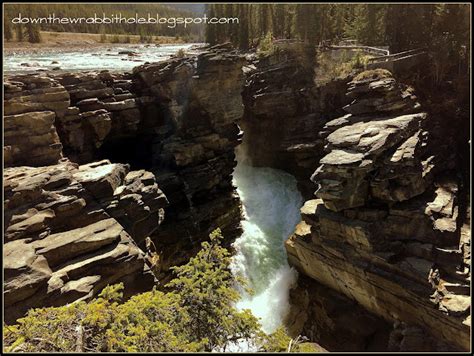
[285,70,470,351]
[4,159,167,323]
[3,44,246,321]
[241,41,350,199]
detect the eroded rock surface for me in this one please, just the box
[3,44,246,320]
[131,44,246,276]
[241,41,350,199]
[4,76,69,166]
[4,160,166,323]
[286,70,470,351]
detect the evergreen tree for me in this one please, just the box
[167,229,259,350]
[205,4,217,45]
[16,24,24,42]
[284,5,295,39]
[4,229,261,353]
[24,23,41,44]
[344,4,384,45]
[259,4,272,36]
[273,4,286,39]
[238,4,250,50]
[295,4,309,41]
[224,3,237,44]
[5,21,13,41]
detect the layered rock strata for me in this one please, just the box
[130,44,246,276]
[241,41,350,199]
[3,45,246,319]
[286,70,470,351]
[4,76,69,166]
[4,159,166,323]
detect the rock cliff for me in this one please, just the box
[130,45,246,276]
[241,41,350,199]
[3,42,470,351]
[4,159,166,323]
[285,70,470,351]
[3,45,246,320]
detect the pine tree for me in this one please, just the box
[273,5,286,39]
[5,21,13,41]
[224,4,237,44]
[205,4,217,45]
[259,4,272,36]
[25,23,41,43]
[284,5,295,39]
[329,4,348,43]
[167,229,259,351]
[16,24,24,42]
[295,4,308,41]
[238,5,250,50]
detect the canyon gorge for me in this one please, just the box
[3,41,470,352]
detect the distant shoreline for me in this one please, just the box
[4,30,195,55]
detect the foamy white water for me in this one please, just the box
[4,43,204,73]
[231,161,303,336]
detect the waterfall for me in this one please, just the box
[230,158,303,335]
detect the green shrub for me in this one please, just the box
[3,229,264,353]
[316,49,375,82]
[353,68,392,81]
[257,32,276,57]
[257,326,322,353]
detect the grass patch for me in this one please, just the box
[353,68,393,81]
[316,49,374,83]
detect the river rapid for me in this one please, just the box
[231,155,303,336]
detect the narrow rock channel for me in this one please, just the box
[231,149,303,334]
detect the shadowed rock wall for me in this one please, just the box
[3,44,246,320]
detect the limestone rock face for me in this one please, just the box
[131,45,246,276]
[53,71,140,163]
[3,159,167,323]
[286,71,470,351]
[3,45,246,320]
[4,76,69,166]
[241,41,350,199]
[286,274,392,352]
[38,48,246,269]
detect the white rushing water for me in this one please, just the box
[4,43,203,73]
[231,159,303,337]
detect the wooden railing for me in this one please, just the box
[324,45,390,57]
[273,39,428,74]
[367,47,427,64]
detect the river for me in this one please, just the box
[231,156,303,337]
[4,44,304,349]
[3,43,203,73]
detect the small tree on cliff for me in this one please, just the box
[3,229,260,352]
[167,228,260,351]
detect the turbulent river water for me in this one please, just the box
[4,43,202,73]
[5,43,304,349]
[231,157,303,339]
